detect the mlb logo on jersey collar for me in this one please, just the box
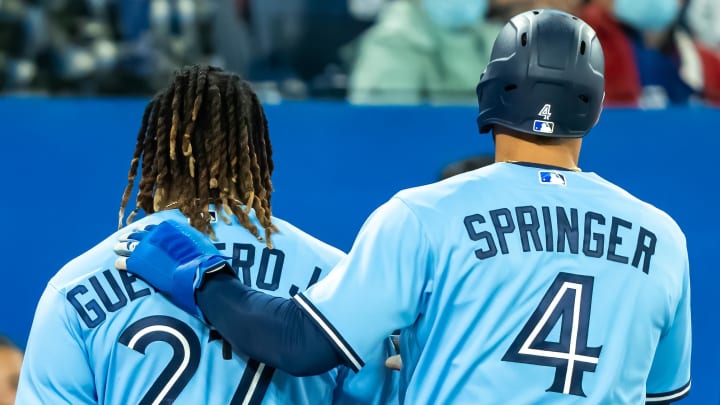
[538,171,566,186]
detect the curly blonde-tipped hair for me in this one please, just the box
[118,65,278,247]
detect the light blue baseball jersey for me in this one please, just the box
[296,162,691,404]
[17,208,397,405]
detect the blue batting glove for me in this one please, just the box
[122,220,234,318]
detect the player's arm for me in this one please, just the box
[196,272,348,375]
[16,284,97,404]
[115,219,348,376]
[119,197,432,377]
[645,254,692,404]
[198,197,431,377]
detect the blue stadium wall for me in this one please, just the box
[0,99,717,402]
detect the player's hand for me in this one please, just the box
[114,220,234,318]
[385,355,402,371]
[385,332,402,370]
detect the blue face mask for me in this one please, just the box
[614,0,680,32]
[421,0,489,29]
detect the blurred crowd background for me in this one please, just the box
[0,0,719,107]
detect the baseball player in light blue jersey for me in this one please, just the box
[116,11,691,404]
[17,65,397,405]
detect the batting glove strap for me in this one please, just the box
[173,255,232,318]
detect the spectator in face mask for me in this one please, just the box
[581,0,720,106]
[347,0,502,105]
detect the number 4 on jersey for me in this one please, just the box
[502,273,602,397]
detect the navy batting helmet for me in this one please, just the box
[476,9,605,138]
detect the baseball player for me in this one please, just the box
[117,10,691,404]
[16,65,397,405]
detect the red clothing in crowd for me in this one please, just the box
[580,3,720,106]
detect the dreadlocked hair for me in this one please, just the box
[118,65,278,247]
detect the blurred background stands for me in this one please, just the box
[0,0,719,107]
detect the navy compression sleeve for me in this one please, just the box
[196,271,345,376]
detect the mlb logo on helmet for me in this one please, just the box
[538,171,566,186]
[533,120,555,134]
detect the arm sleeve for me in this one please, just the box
[197,197,430,376]
[196,273,346,376]
[646,256,692,403]
[296,197,433,371]
[15,284,97,404]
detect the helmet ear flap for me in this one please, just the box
[476,72,485,97]
[475,76,495,134]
